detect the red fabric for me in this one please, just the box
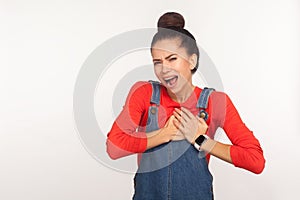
[106,81,265,174]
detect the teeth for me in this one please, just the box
[164,76,176,82]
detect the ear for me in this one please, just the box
[189,54,197,70]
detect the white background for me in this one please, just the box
[1,0,300,199]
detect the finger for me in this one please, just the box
[196,115,202,122]
[175,108,189,122]
[171,114,185,132]
[174,111,188,128]
[174,108,188,123]
[172,117,181,129]
[180,107,195,120]
[173,109,182,122]
[197,116,207,125]
[164,117,170,127]
[177,124,186,135]
[165,115,174,127]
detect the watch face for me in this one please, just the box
[195,135,205,145]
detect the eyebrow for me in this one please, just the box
[152,54,177,62]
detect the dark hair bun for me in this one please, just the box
[157,12,185,29]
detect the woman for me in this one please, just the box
[106,12,265,200]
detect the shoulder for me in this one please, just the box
[130,80,164,94]
[209,90,232,106]
[194,88,230,109]
[195,87,228,100]
[208,90,237,115]
[130,81,152,93]
[210,90,228,99]
[126,81,153,103]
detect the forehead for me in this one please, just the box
[151,38,188,58]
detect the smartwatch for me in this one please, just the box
[194,134,209,151]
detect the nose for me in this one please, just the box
[161,63,171,74]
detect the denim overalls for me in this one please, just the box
[133,81,214,200]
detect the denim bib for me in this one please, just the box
[133,81,214,200]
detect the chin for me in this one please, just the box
[169,84,182,95]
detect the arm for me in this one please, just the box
[203,93,265,174]
[221,93,265,174]
[146,115,184,149]
[173,107,233,163]
[173,94,265,174]
[201,139,232,163]
[106,82,180,159]
[106,82,148,159]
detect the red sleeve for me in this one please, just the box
[106,81,149,160]
[222,93,266,174]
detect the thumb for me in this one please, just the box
[165,115,174,127]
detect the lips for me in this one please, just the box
[164,75,178,87]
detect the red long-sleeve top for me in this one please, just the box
[106,81,265,174]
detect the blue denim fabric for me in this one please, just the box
[197,87,215,109]
[197,87,215,122]
[133,81,214,200]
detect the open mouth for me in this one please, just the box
[164,76,178,87]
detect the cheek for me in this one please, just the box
[175,61,191,74]
[153,66,161,77]
[183,66,192,76]
[175,65,192,81]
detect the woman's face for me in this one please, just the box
[151,38,197,94]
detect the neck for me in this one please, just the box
[167,83,195,103]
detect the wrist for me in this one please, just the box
[192,126,209,145]
[158,127,171,143]
[200,138,217,152]
[146,129,168,149]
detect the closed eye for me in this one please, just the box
[169,57,177,61]
[153,61,162,66]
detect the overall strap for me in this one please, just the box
[197,87,215,121]
[146,80,161,132]
[149,80,161,105]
